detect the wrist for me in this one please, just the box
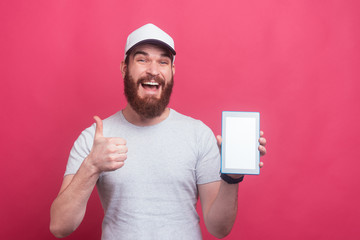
[220,173,244,184]
[83,157,102,176]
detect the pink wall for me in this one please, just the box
[1,0,360,239]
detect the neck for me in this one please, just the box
[122,104,170,126]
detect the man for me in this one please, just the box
[50,23,267,239]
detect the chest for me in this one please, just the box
[98,130,199,201]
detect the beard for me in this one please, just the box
[124,70,174,119]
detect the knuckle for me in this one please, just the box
[107,154,116,161]
[108,145,118,153]
[106,145,112,152]
[111,162,118,169]
[121,154,127,161]
[122,146,128,153]
[112,162,124,170]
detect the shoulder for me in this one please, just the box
[170,109,208,128]
[79,111,123,139]
[169,109,214,137]
[102,111,123,126]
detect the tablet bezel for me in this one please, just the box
[221,111,260,175]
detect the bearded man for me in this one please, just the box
[50,23,267,240]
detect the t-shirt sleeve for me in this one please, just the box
[64,124,95,176]
[195,122,221,184]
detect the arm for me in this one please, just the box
[198,132,267,238]
[50,116,127,238]
[50,162,100,238]
[198,180,238,238]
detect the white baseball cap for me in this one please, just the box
[124,23,176,60]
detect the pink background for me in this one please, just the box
[1,0,360,239]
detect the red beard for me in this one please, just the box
[123,70,174,119]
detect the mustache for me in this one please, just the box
[136,74,165,86]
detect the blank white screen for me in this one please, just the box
[225,117,256,169]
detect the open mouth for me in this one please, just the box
[141,81,161,90]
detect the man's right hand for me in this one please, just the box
[86,116,127,173]
[50,116,128,238]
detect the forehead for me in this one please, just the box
[129,43,172,58]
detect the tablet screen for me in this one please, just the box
[221,111,260,175]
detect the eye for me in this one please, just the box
[160,60,170,65]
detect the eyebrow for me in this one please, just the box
[133,50,172,60]
[133,50,149,58]
[161,52,172,60]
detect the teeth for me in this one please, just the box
[143,82,159,86]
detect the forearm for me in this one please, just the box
[204,181,239,238]
[50,158,100,238]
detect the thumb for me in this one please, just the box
[216,135,222,150]
[93,116,103,138]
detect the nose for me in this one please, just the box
[146,61,160,76]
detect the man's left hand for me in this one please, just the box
[216,131,267,179]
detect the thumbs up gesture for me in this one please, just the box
[87,116,128,173]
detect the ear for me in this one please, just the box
[172,63,175,75]
[120,60,127,78]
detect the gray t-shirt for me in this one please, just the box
[65,109,221,240]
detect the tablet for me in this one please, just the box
[221,111,260,175]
